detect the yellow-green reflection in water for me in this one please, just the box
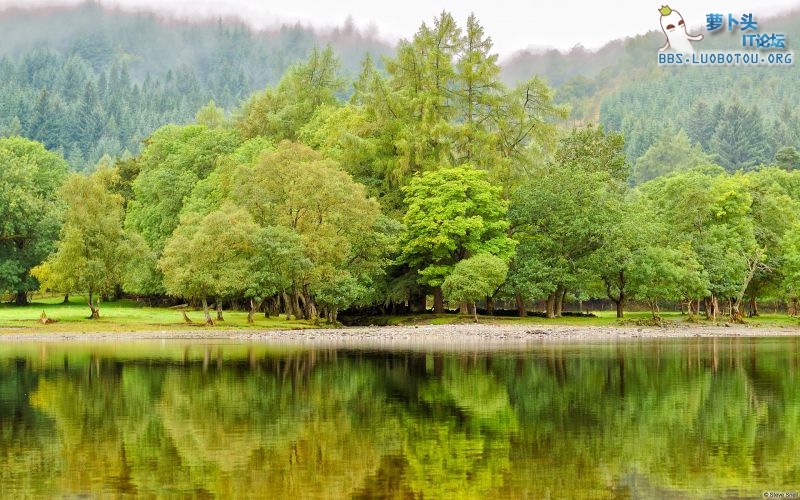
[0,337,799,498]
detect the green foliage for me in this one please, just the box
[237,47,345,142]
[125,124,240,259]
[32,167,129,315]
[442,253,508,305]
[399,167,515,288]
[307,13,566,213]
[780,225,800,302]
[628,246,706,318]
[633,129,711,184]
[509,126,626,302]
[159,204,258,316]
[229,141,386,313]
[711,99,770,171]
[314,270,364,314]
[776,146,800,171]
[553,124,628,182]
[195,100,228,129]
[0,4,394,166]
[0,137,68,301]
[245,226,310,303]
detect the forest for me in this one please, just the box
[1,9,800,325]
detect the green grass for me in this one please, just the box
[380,310,800,328]
[0,295,321,333]
[1,296,798,334]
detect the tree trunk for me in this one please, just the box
[216,301,224,321]
[546,293,556,319]
[732,250,763,323]
[459,302,469,315]
[264,297,272,318]
[711,295,718,322]
[515,290,527,317]
[15,290,27,306]
[302,284,317,322]
[62,293,70,304]
[271,295,281,317]
[247,299,256,324]
[605,272,625,318]
[555,287,565,317]
[291,283,305,320]
[748,295,759,317]
[486,296,495,316]
[283,291,293,320]
[731,301,744,323]
[202,298,214,326]
[87,290,100,319]
[790,297,799,316]
[472,301,479,323]
[432,286,444,314]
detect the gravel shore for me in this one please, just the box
[1,322,799,348]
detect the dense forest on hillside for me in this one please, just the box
[0,2,798,171]
[0,2,392,168]
[1,7,800,325]
[507,11,800,167]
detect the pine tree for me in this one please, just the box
[712,100,770,171]
[685,99,716,151]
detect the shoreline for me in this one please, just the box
[1,322,800,348]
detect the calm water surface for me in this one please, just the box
[1,337,799,498]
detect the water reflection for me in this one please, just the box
[0,338,799,498]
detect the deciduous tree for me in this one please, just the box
[0,137,68,304]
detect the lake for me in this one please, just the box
[1,337,798,498]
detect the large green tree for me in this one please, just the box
[230,141,386,320]
[159,204,258,325]
[237,46,344,142]
[124,124,240,295]
[0,137,68,304]
[509,125,627,318]
[33,167,129,318]
[398,166,515,313]
[244,226,310,323]
[442,253,508,322]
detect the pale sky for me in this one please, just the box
[2,0,799,56]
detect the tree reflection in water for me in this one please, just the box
[0,338,798,498]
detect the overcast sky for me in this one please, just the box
[2,0,798,55]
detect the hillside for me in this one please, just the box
[0,2,393,168]
[504,10,800,165]
[0,2,798,170]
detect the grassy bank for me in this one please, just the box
[0,296,319,333]
[1,295,798,334]
[376,311,800,328]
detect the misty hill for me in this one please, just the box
[0,1,393,167]
[0,1,798,171]
[504,10,800,164]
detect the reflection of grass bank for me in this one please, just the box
[1,296,798,333]
[0,295,319,332]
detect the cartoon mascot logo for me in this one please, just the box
[658,5,703,53]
